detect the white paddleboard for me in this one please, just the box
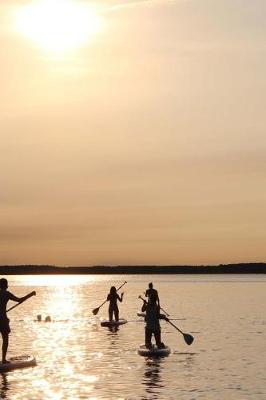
[0,355,37,372]
[100,318,127,327]
[138,345,171,357]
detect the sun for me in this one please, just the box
[15,0,102,53]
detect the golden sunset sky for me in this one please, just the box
[1,0,266,265]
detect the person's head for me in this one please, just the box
[148,282,153,289]
[0,278,8,290]
[149,293,157,305]
[110,286,117,295]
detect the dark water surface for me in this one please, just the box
[1,274,265,399]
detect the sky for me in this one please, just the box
[1,0,266,266]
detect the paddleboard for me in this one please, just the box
[0,355,37,372]
[137,312,146,317]
[100,318,127,327]
[138,345,171,357]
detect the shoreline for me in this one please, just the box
[0,263,265,274]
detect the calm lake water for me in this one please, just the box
[1,274,266,400]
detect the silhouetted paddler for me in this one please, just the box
[145,282,160,307]
[0,278,36,364]
[107,286,124,322]
[141,293,166,349]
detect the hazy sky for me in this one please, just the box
[1,0,266,265]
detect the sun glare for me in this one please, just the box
[15,0,101,53]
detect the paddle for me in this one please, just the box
[159,306,170,317]
[140,294,170,317]
[138,295,169,316]
[165,318,194,345]
[7,291,36,313]
[138,296,194,345]
[92,281,127,315]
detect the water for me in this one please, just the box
[1,274,266,400]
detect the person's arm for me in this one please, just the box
[141,302,147,312]
[156,305,163,320]
[8,291,36,303]
[117,293,123,302]
[155,290,160,307]
[107,294,111,301]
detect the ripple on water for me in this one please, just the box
[1,275,266,400]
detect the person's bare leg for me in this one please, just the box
[109,308,113,322]
[155,330,164,348]
[2,333,9,363]
[145,328,152,348]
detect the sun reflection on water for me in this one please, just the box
[30,283,100,399]
[8,274,97,287]
[45,286,77,319]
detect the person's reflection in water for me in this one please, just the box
[105,326,122,363]
[141,358,164,399]
[108,325,119,333]
[0,374,9,399]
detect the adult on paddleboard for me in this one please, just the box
[107,286,124,322]
[141,293,166,349]
[145,283,160,308]
[0,278,36,364]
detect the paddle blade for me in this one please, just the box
[183,333,194,345]
[92,307,99,315]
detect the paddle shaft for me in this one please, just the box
[95,281,127,310]
[7,291,36,313]
[139,296,194,345]
[165,318,184,335]
[159,306,170,317]
[139,295,169,316]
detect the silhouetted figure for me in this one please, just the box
[37,314,42,322]
[141,293,165,349]
[145,283,160,307]
[0,278,36,364]
[45,316,51,322]
[107,286,124,322]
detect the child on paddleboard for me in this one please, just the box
[141,293,166,349]
[107,286,124,322]
[145,282,160,307]
[0,278,36,364]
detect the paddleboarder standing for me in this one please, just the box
[141,293,166,349]
[145,282,160,307]
[107,286,124,322]
[0,278,36,364]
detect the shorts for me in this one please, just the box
[0,318,10,335]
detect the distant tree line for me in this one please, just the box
[0,263,265,274]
